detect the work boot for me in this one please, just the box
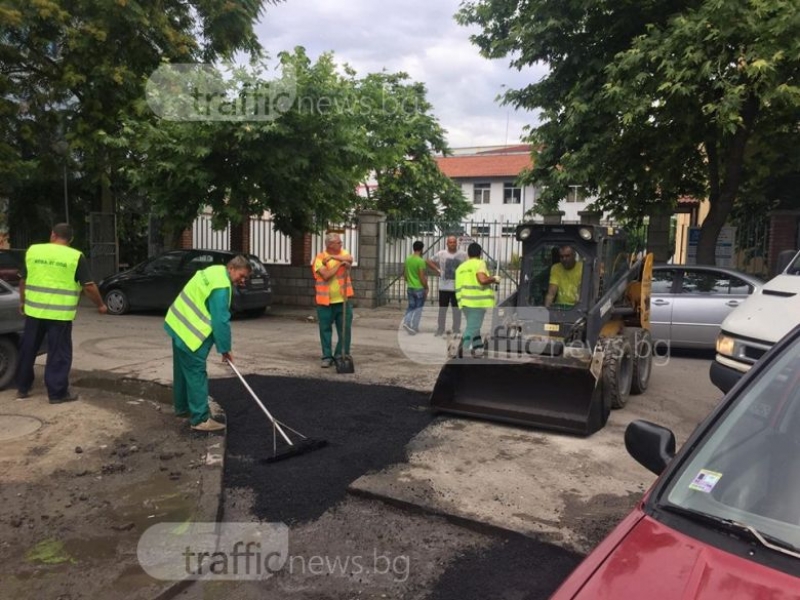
[191,419,226,433]
[49,391,79,404]
[321,358,334,368]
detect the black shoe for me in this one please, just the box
[49,392,79,404]
[434,331,444,337]
[16,390,29,400]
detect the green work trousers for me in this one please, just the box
[460,307,487,350]
[317,302,353,359]
[172,337,212,426]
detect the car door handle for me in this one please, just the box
[726,300,740,307]
[652,299,670,306]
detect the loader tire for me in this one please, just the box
[625,328,653,395]
[603,336,633,409]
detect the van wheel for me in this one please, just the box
[626,328,653,395]
[0,336,19,390]
[603,336,633,409]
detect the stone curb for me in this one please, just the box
[71,369,227,600]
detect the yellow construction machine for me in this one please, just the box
[430,223,654,436]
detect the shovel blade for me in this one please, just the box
[335,355,355,374]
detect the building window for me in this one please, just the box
[503,183,521,204]
[471,225,491,236]
[501,225,517,237]
[473,183,491,204]
[566,185,586,203]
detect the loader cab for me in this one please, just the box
[515,224,600,317]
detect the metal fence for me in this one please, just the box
[377,220,524,305]
[192,214,359,265]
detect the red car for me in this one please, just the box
[552,324,800,599]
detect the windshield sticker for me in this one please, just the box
[689,469,723,493]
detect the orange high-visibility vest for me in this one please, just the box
[313,251,354,305]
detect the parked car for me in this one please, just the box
[98,249,272,316]
[551,323,800,599]
[650,264,763,349]
[712,249,800,394]
[0,278,24,388]
[0,249,25,287]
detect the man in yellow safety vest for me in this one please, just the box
[16,223,108,403]
[454,242,500,357]
[164,255,251,432]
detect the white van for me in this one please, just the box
[711,249,800,392]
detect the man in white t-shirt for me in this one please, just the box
[427,235,468,336]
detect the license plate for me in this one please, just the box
[544,323,559,332]
[250,278,264,285]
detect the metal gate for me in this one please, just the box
[376,220,523,306]
[89,212,118,281]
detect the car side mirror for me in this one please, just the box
[625,420,676,475]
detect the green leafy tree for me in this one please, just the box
[1,0,272,245]
[458,0,800,264]
[117,48,471,243]
[351,73,472,225]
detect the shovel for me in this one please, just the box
[335,292,355,374]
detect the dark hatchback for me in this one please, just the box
[98,249,272,316]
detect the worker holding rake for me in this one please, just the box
[164,255,252,432]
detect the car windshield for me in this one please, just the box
[660,333,800,551]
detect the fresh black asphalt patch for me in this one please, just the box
[211,375,583,599]
[426,533,582,600]
[211,375,432,525]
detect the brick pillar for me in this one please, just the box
[178,228,193,249]
[768,210,799,276]
[230,219,251,254]
[646,207,672,263]
[355,210,386,308]
[291,233,313,266]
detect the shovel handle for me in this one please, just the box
[226,359,294,446]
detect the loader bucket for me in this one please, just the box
[430,359,609,436]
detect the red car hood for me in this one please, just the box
[566,514,800,600]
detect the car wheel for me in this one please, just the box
[603,336,634,409]
[0,336,19,390]
[105,289,130,315]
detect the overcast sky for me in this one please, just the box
[254,0,547,149]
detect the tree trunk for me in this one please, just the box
[697,95,759,265]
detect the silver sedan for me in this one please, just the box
[650,265,764,349]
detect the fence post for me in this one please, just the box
[354,210,386,308]
[290,232,313,266]
[230,219,251,254]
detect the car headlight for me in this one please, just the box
[578,227,593,240]
[517,227,532,241]
[716,334,736,357]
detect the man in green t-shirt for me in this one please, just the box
[402,241,429,334]
[545,245,583,308]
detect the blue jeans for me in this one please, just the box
[403,289,426,331]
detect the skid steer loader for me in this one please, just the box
[430,223,654,436]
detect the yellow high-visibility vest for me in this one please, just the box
[165,265,231,351]
[24,243,82,321]
[455,258,495,308]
